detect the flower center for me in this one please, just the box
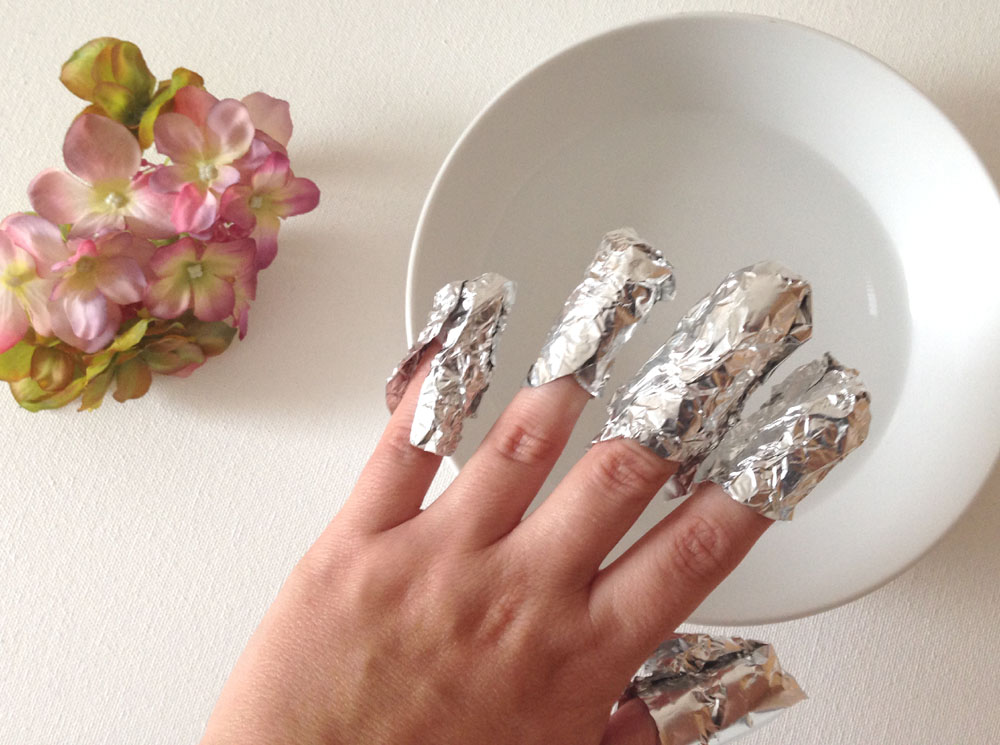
[76,256,98,275]
[104,191,128,210]
[249,195,264,210]
[197,162,219,182]
[2,263,33,289]
[187,263,204,280]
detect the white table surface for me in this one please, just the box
[2,1,998,743]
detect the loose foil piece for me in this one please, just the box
[526,228,675,396]
[620,634,806,745]
[596,261,812,497]
[385,273,515,455]
[696,353,871,520]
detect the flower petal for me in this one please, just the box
[17,277,56,337]
[274,176,320,217]
[172,85,217,128]
[51,297,118,353]
[204,99,254,163]
[2,214,69,273]
[125,178,177,239]
[150,237,199,278]
[28,169,94,225]
[171,183,218,234]
[63,114,141,184]
[251,152,291,193]
[67,211,125,240]
[191,274,235,322]
[212,165,242,193]
[200,238,255,279]
[148,164,196,194]
[145,274,191,318]
[154,112,205,163]
[0,288,29,352]
[219,185,256,229]
[62,289,108,340]
[95,255,146,304]
[251,216,280,269]
[241,92,293,147]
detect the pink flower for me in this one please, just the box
[220,152,319,268]
[48,231,149,353]
[0,229,57,352]
[150,87,255,234]
[145,237,255,322]
[28,114,175,239]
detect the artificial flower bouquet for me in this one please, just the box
[0,38,319,411]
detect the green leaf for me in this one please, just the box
[0,341,34,382]
[30,347,75,392]
[109,41,156,104]
[60,37,119,100]
[138,67,204,149]
[113,358,152,402]
[109,318,151,352]
[10,377,86,412]
[185,320,237,357]
[92,80,136,122]
[79,367,114,411]
[142,336,205,374]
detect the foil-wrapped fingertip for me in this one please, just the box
[697,352,871,520]
[386,272,515,455]
[526,228,674,396]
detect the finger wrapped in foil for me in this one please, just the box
[526,228,675,396]
[596,261,812,497]
[386,273,515,455]
[695,353,871,520]
[620,634,806,745]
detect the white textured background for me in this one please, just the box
[1,1,998,743]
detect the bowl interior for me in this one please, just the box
[408,15,1000,623]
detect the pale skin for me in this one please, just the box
[201,347,772,745]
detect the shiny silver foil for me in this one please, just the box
[696,353,871,520]
[526,228,675,396]
[386,273,515,455]
[620,634,806,745]
[596,262,812,497]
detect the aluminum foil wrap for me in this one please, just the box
[526,228,675,396]
[596,261,812,497]
[620,634,806,745]
[385,273,515,455]
[695,353,871,520]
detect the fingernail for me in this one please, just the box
[527,228,675,396]
[596,261,812,496]
[386,273,515,455]
[696,353,871,520]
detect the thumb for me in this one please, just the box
[600,698,658,745]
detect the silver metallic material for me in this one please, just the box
[596,261,812,497]
[526,228,675,396]
[386,273,515,455]
[621,634,806,745]
[696,353,871,520]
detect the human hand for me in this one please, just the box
[199,346,772,745]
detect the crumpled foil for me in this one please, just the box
[385,273,515,455]
[695,352,871,520]
[596,261,812,497]
[526,228,675,396]
[620,634,806,745]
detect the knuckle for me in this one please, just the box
[590,443,665,504]
[380,421,426,467]
[490,419,560,468]
[667,515,737,585]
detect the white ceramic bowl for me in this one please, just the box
[407,14,1000,625]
